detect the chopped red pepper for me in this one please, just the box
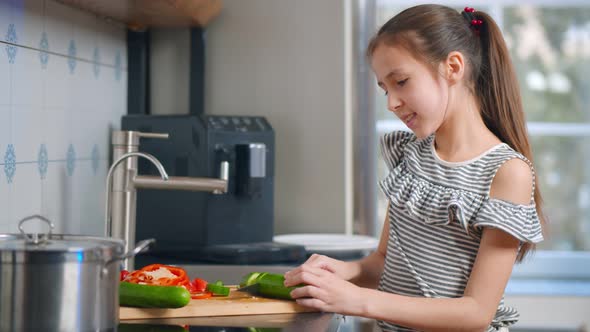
[123,264,190,288]
[190,278,208,293]
[120,270,130,281]
[190,291,212,300]
[122,264,218,300]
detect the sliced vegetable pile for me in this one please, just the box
[119,266,302,308]
[120,264,230,308]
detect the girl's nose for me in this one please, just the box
[387,94,402,112]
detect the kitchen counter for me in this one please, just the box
[119,313,378,332]
[119,312,343,332]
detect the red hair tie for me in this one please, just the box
[462,6,483,36]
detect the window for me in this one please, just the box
[362,0,590,287]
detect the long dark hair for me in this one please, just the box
[367,4,546,262]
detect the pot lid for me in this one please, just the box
[0,215,125,264]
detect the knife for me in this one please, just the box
[236,283,260,296]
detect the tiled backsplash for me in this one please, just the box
[0,0,127,235]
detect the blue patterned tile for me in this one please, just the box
[5,23,17,64]
[37,144,48,179]
[67,39,76,74]
[39,31,49,69]
[114,50,122,81]
[91,144,99,174]
[4,144,16,183]
[66,143,75,176]
[93,47,100,78]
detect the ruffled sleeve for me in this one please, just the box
[380,131,415,171]
[472,198,544,243]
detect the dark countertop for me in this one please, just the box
[119,312,344,332]
[119,313,379,332]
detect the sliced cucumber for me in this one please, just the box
[206,281,230,296]
[240,272,301,300]
[119,282,191,308]
[240,272,262,288]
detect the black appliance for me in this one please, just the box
[122,114,305,264]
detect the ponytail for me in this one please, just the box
[475,11,547,262]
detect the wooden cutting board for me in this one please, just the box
[119,286,317,320]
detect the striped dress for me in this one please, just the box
[377,131,543,332]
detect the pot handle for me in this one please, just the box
[103,238,155,274]
[18,215,54,245]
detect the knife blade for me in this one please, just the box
[236,283,260,295]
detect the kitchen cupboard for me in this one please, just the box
[56,0,222,29]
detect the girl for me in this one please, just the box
[283,4,546,332]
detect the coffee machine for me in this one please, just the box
[122,114,305,264]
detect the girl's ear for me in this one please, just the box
[444,51,466,84]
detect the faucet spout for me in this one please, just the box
[104,152,168,237]
[133,161,229,194]
[134,176,227,193]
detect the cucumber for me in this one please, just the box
[240,272,262,288]
[119,282,191,308]
[240,272,301,300]
[206,280,230,296]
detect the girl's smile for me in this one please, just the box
[401,113,417,128]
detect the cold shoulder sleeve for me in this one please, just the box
[380,131,415,171]
[473,199,544,243]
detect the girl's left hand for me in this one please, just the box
[284,265,368,316]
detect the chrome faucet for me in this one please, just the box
[105,130,229,270]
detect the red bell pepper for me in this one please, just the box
[189,278,208,293]
[190,291,213,300]
[123,264,215,300]
[123,264,190,288]
[120,270,130,281]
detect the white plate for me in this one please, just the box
[273,233,378,254]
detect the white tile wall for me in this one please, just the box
[21,0,44,50]
[0,0,127,235]
[12,105,43,162]
[45,54,69,109]
[12,47,43,108]
[9,163,42,232]
[0,41,9,105]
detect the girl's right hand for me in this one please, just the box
[284,254,357,284]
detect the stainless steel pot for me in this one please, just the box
[0,215,154,332]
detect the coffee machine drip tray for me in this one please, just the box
[150,242,307,265]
